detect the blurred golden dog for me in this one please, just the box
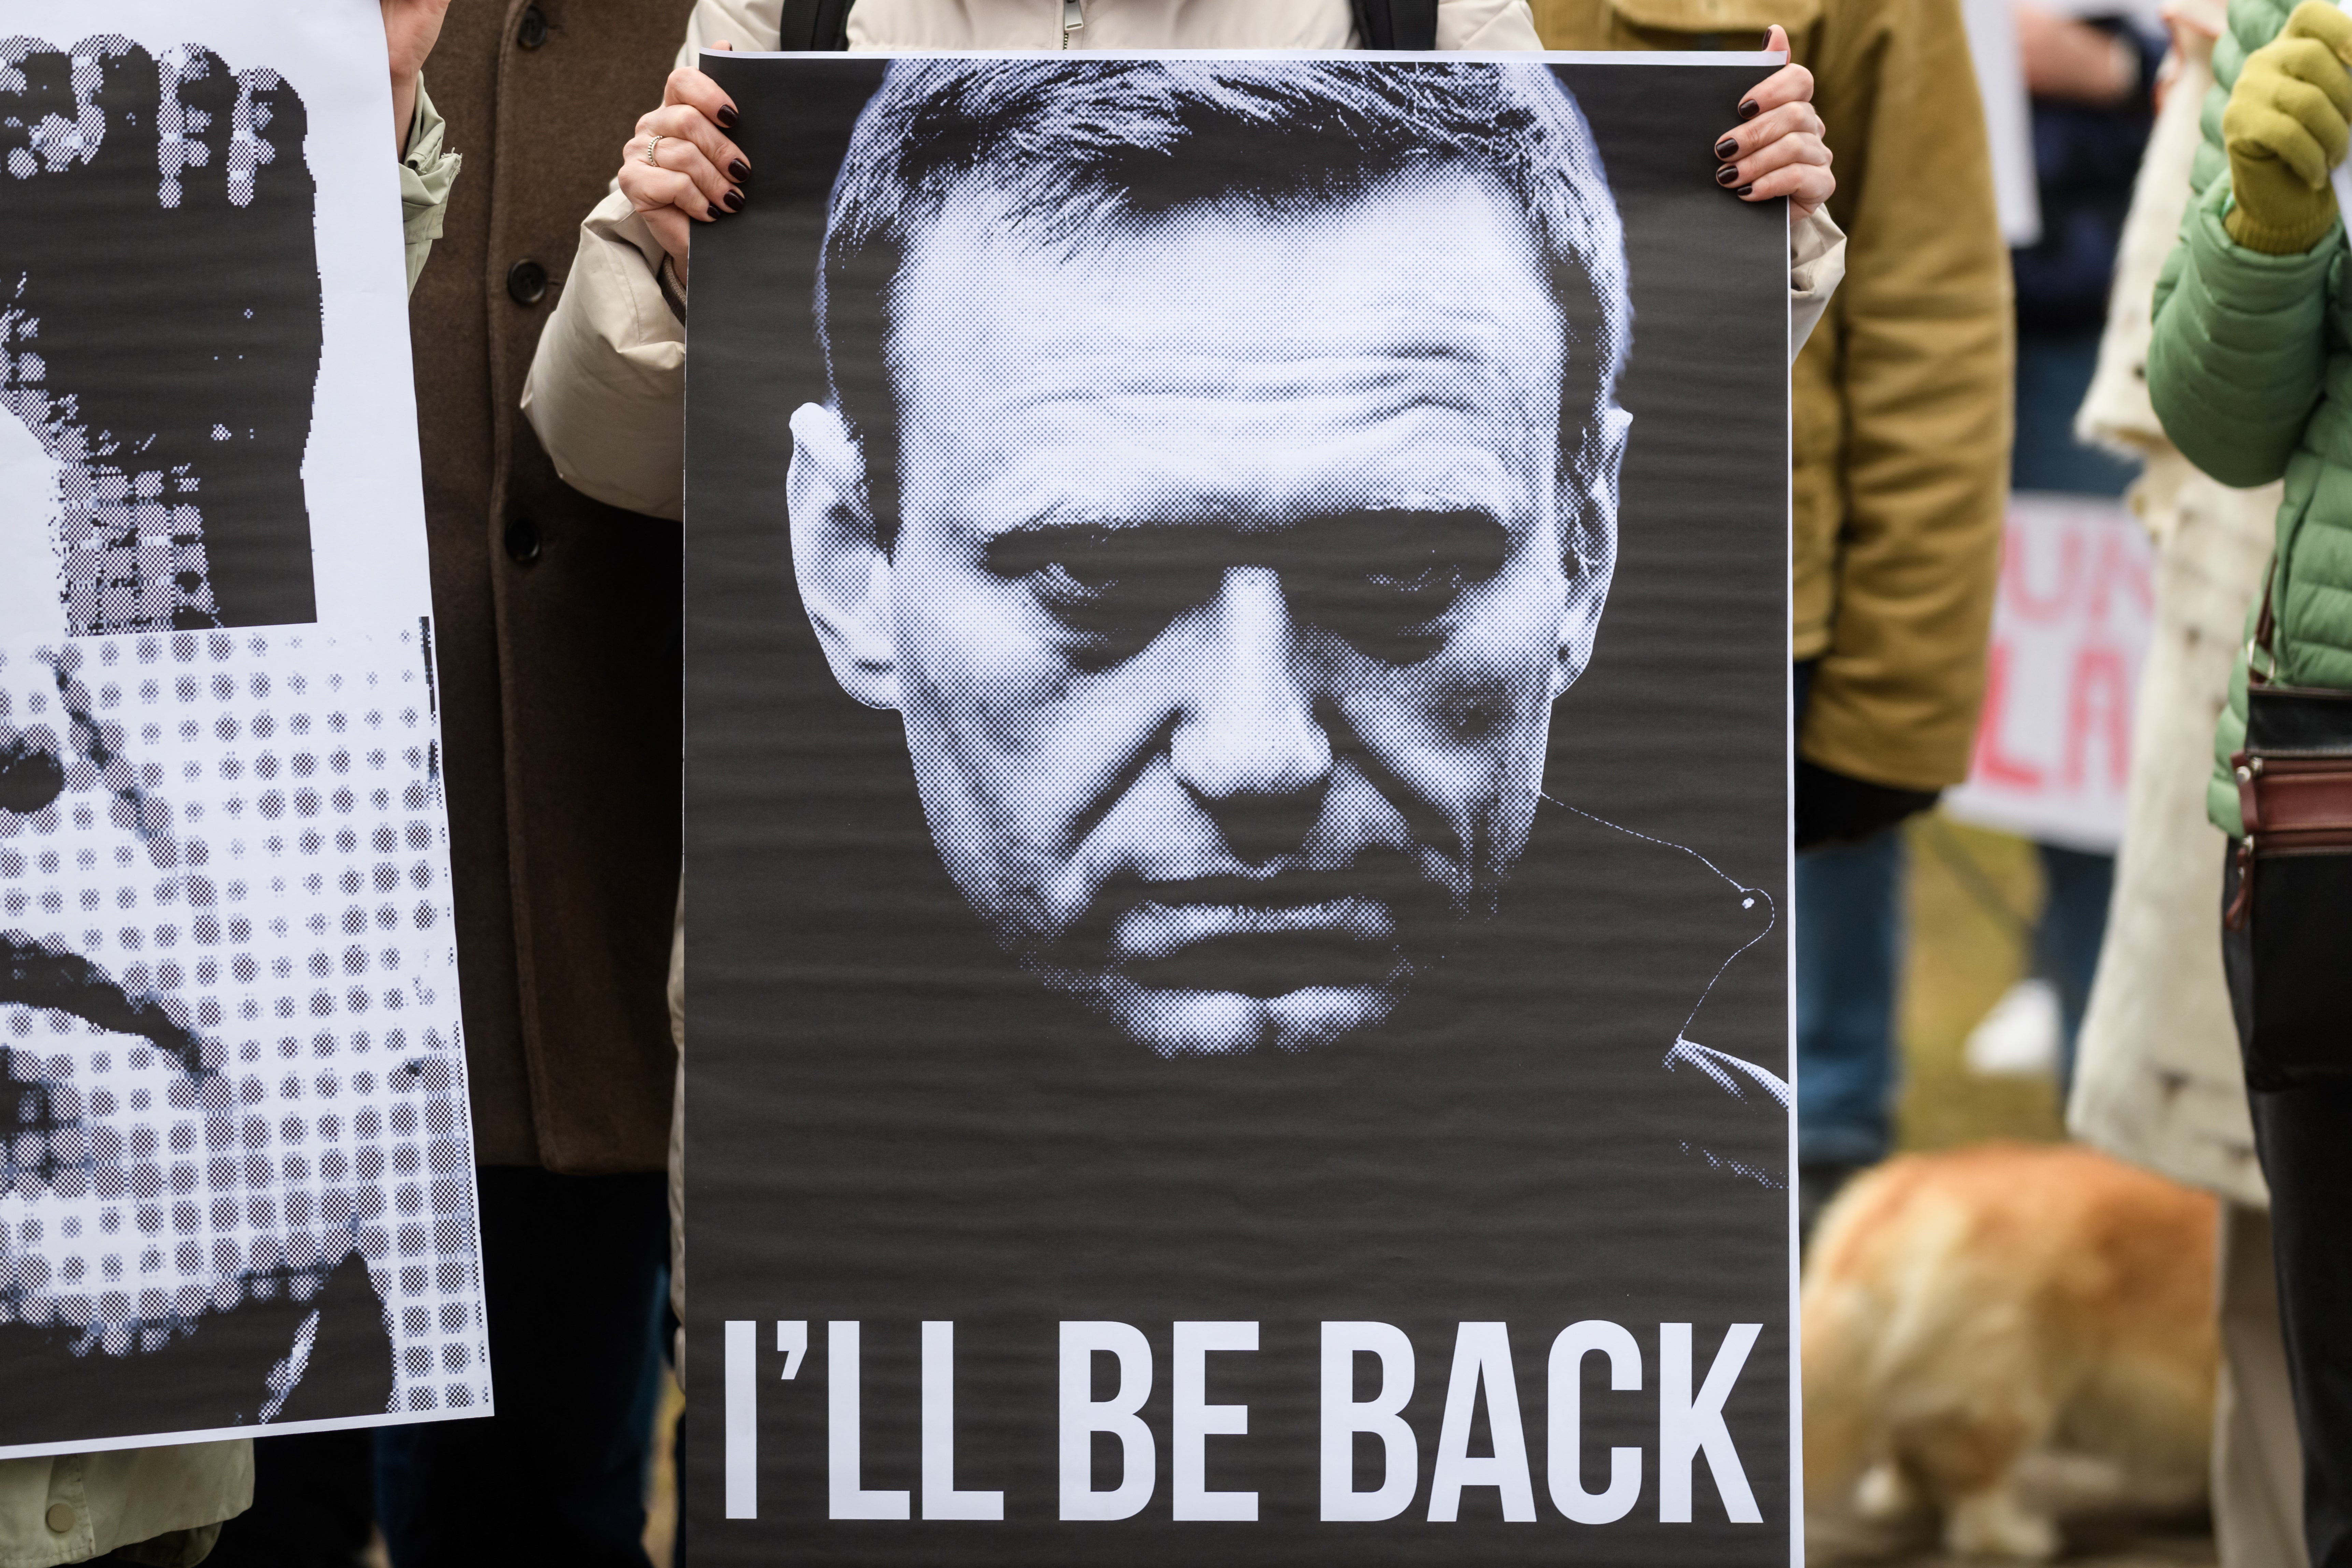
[1802,1142,2218,1560]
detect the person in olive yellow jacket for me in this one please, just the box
[1537,0,2011,817]
[1535,0,2011,1216]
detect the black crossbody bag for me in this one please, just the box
[2221,582,2352,1086]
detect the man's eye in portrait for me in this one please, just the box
[986,510,1514,669]
[984,524,1211,667]
[1292,510,1514,662]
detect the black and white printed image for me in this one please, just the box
[794,62,1636,1061]
[0,1,477,1458]
[0,35,322,636]
[0,629,486,1452]
[686,53,1792,1566]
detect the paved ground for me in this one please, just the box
[1813,1508,2215,1567]
[1808,1442,2217,1567]
[1815,1511,2215,1567]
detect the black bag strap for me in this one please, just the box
[778,0,852,50]
[1351,0,1442,48]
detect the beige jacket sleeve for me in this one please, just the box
[517,0,763,521]
[1789,204,1844,360]
[0,1444,253,1568]
[1436,0,1545,46]
[400,80,462,295]
[522,190,686,521]
[682,0,782,59]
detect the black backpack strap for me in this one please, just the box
[1351,0,1440,48]
[778,0,852,49]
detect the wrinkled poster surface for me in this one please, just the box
[686,51,1792,1564]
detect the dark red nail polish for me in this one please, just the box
[1715,136,1739,159]
[722,188,744,212]
[1738,98,1760,120]
[1716,163,1740,187]
[716,104,739,129]
[1736,183,1755,197]
[728,158,751,182]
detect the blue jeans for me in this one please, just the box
[1788,327,2129,1168]
[2035,841,2114,1095]
[1795,827,1904,1169]
[1793,658,1904,1169]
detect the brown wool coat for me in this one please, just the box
[1535,0,2013,791]
[414,0,695,1172]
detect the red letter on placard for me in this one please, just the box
[2001,518,2079,625]
[2063,646,2132,792]
[1971,645,2043,789]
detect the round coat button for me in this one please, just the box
[503,519,542,565]
[44,1502,73,1534]
[506,259,548,307]
[518,5,549,47]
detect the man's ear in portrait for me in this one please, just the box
[789,400,902,713]
[1553,400,1632,702]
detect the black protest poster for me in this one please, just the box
[685,51,1793,1565]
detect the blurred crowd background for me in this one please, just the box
[1779,0,2313,1561]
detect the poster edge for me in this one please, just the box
[0,1400,497,1464]
[701,48,1787,65]
[1783,196,1806,1568]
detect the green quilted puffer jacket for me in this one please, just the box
[2148,0,2352,836]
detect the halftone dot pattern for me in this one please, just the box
[0,35,317,635]
[0,623,486,1421]
[804,59,1631,1060]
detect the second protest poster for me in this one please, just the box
[0,1,487,1457]
[683,50,1794,1566]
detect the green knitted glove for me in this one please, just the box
[2224,0,2352,254]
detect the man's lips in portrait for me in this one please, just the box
[1087,864,1420,999]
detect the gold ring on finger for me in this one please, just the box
[642,133,665,167]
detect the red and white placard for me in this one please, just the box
[1943,491,2154,853]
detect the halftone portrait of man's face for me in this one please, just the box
[789,61,1632,1057]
